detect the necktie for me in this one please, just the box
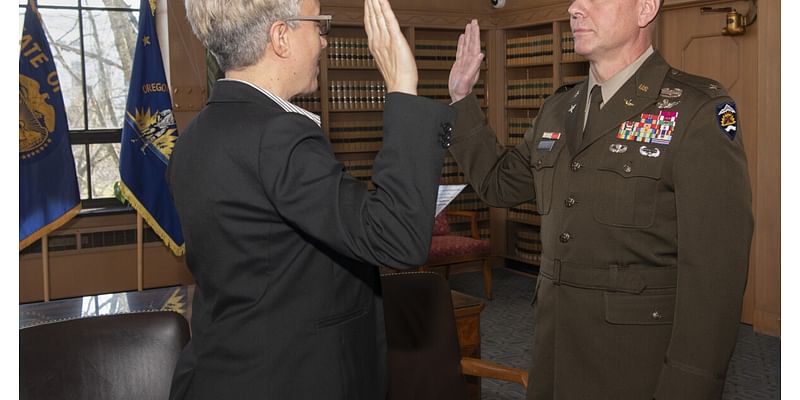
[582,84,603,140]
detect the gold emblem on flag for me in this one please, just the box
[128,108,178,159]
[19,74,54,159]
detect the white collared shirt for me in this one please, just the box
[220,78,321,127]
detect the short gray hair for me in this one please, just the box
[184,0,302,71]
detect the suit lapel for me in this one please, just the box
[576,52,672,155]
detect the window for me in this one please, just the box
[19,0,140,209]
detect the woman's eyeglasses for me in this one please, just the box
[286,15,332,36]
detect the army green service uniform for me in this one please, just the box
[449,51,753,399]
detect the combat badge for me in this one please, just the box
[716,102,738,140]
[639,145,661,158]
[609,143,628,154]
[656,98,680,109]
[660,88,683,99]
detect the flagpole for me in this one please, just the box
[137,212,144,291]
[42,235,50,302]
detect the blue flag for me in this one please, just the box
[19,1,81,251]
[120,0,184,256]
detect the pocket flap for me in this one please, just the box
[604,292,675,325]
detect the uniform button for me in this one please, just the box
[441,122,453,134]
[623,163,632,173]
[565,197,576,207]
[651,311,663,320]
[559,232,571,243]
[536,159,543,167]
[570,161,582,171]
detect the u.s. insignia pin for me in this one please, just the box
[715,102,738,140]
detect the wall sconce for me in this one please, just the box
[700,0,757,36]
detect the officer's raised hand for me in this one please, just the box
[449,19,484,103]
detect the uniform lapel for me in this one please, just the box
[565,81,589,156]
[576,52,672,155]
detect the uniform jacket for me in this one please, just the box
[450,52,753,399]
[167,80,455,399]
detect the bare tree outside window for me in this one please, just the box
[20,0,139,208]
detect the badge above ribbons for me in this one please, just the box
[119,0,184,256]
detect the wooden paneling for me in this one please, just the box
[659,0,779,336]
[19,213,192,303]
[753,0,781,337]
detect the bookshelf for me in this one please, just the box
[282,17,592,271]
[499,20,590,270]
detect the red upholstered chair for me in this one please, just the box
[423,210,493,299]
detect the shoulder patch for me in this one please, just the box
[715,102,738,140]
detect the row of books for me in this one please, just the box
[508,201,541,224]
[507,78,553,107]
[515,229,542,264]
[418,79,486,106]
[327,37,488,70]
[328,120,383,153]
[415,39,458,69]
[506,34,554,66]
[561,32,586,63]
[329,80,387,111]
[507,117,534,146]
[341,159,375,190]
[441,154,465,184]
[327,37,375,68]
[291,92,321,111]
[415,39,487,69]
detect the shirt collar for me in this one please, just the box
[587,45,654,105]
[220,78,321,127]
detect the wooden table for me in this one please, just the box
[451,289,486,400]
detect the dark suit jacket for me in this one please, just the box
[450,52,753,399]
[167,80,455,399]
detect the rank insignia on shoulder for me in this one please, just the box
[715,102,738,140]
[542,132,561,140]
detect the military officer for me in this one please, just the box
[447,0,753,398]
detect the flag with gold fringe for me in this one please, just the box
[19,1,81,251]
[119,0,184,255]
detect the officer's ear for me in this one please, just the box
[638,0,660,28]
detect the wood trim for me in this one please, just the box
[753,0,780,337]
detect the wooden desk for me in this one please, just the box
[451,289,485,400]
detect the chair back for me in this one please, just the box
[382,271,468,400]
[20,311,190,400]
[432,212,451,236]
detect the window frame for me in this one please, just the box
[20,2,141,211]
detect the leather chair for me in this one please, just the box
[423,210,494,299]
[382,271,527,400]
[20,311,190,400]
